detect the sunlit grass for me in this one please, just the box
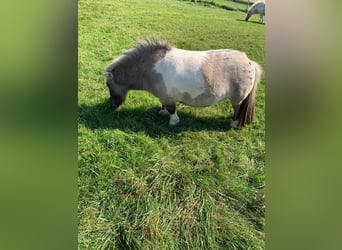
[79,0,265,248]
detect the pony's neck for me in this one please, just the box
[119,56,151,91]
[117,61,146,91]
[127,65,149,91]
[130,81,145,91]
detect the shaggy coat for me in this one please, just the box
[105,39,262,128]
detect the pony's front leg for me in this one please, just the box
[158,104,169,116]
[165,103,180,126]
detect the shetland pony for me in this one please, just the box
[105,39,262,128]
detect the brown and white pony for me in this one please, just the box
[105,39,262,128]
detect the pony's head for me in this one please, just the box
[104,70,128,110]
[245,11,251,21]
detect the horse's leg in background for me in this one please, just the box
[158,104,169,115]
[165,103,180,125]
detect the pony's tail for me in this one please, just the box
[237,61,262,127]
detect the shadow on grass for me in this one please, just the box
[236,18,264,25]
[78,101,233,137]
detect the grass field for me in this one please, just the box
[78,0,265,249]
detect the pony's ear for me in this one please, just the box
[104,71,114,80]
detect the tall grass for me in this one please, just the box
[78,0,265,249]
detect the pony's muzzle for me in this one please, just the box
[245,13,250,21]
[109,98,119,110]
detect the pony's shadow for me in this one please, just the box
[78,101,233,138]
[236,18,264,24]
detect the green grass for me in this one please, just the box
[78,0,265,249]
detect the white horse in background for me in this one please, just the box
[245,1,265,24]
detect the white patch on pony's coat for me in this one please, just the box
[153,48,207,102]
[169,112,180,126]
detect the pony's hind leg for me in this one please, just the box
[158,104,169,115]
[260,15,264,24]
[165,103,180,126]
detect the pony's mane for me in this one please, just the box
[131,38,173,56]
[106,38,172,72]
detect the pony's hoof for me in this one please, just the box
[169,118,180,126]
[158,109,169,115]
[230,120,239,129]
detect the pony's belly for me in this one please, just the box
[181,98,218,107]
[168,87,224,107]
